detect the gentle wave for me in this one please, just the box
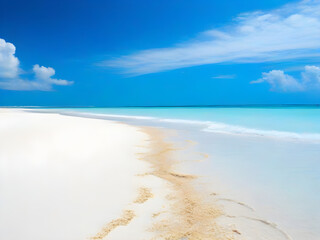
[160,118,320,142]
[62,111,320,143]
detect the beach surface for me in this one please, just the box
[0,109,160,240]
[0,109,234,240]
[0,109,305,240]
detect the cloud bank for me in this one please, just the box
[102,0,320,75]
[0,38,73,91]
[251,65,320,92]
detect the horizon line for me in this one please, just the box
[1,104,320,108]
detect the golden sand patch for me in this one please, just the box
[134,187,154,204]
[90,210,135,240]
[91,127,236,240]
[152,211,164,218]
[168,172,197,179]
[141,128,236,240]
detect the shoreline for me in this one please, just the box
[0,109,308,240]
[25,108,320,144]
[90,127,236,240]
[0,109,235,240]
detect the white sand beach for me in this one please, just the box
[0,109,299,240]
[0,109,226,240]
[0,109,167,240]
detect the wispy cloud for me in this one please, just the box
[211,74,236,79]
[0,38,73,91]
[102,0,320,75]
[251,65,320,92]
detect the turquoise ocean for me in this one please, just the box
[61,106,320,141]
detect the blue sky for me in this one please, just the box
[0,0,320,106]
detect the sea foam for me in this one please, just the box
[60,110,320,143]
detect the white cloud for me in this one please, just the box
[251,65,320,92]
[302,65,320,87]
[0,39,19,78]
[33,64,72,87]
[251,70,303,92]
[0,38,73,91]
[102,0,320,75]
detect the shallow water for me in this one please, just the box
[173,130,320,240]
[33,107,320,240]
[60,106,320,142]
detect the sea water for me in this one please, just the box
[46,106,320,240]
[61,106,320,141]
